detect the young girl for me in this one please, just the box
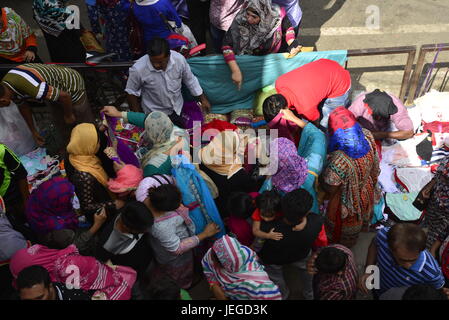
[251,190,284,251]
[147,183,220,289]
[226,192,257,247]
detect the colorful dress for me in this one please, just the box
[323,107,380,248]
[202,235,282,300]
[86,0,132,61]
[425,156,449,249]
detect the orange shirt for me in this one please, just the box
[275,59,351,121]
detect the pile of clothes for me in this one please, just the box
[378,90,449,224]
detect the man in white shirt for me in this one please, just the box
[125,37,211,128]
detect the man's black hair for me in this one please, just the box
[147,37,170,57]
[148,183,182,212]
[0,83,6,98]
[17,265,51,291]
[281,189,313,225]
[256,190,281,218]
[145,275,181,300]
[387,223,427,253]
[121,201,154,233]
[228,192,255,219]
[402,284,448,300]
[262,94,288,123]
[315,247,347,274]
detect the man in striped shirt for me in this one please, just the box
[0,63,93,145]
[359,223,445,298]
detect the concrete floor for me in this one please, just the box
[3,0,448,300]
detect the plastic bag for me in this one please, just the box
[0,102,36,156]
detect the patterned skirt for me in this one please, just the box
[424,202,449,250]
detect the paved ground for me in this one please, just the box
[3,0,449,300]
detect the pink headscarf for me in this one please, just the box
[108,165,143,194]
[10,244,136,300]
[135,175,176,202]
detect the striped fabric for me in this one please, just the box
[376,227,445,295]
[314,244,358,300]
[1,63,85,103]
[202,235,282,300]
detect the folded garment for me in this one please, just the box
[381,133,428,167]
[386,192,423,222]
[394,167,433,192]
[378,160,400,193]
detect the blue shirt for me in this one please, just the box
[376,227,445,295]
[122,0,182,43]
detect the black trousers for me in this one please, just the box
[186,0,210,46]
[42,29,86,63]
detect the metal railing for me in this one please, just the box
[346,46,417,102]
[3,44,448,109]
[405,43,449,105]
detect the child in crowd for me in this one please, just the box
[226,192,257,247]
[308,244,358,300]
[251,190,284,251]
[143,275,192,300]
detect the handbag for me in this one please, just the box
[412,187,431,211]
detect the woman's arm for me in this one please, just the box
[222,27,242,90]
[210,283,228,300]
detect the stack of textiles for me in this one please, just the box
[19,148,63,191]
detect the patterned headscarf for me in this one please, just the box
[32,0,73,37]
[141,111,179,168]
[10,244,137,300]
[25,176,78,235]
[230,0,282,54]
[202,235,282,300]
[0,8,34,57]
[328,107,370,159]
[270,137,308,193]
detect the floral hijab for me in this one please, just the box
[228,0,282,54]
[270,137,308,193]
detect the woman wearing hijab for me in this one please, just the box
[9,243,137,300]
[0,7,41,64]
[32,0,86,62]
[319,107,380,248]
[222,0,301,90]
[101,105,188,177]
[65,123,119,224]
[25,176,78,235]
[199,130,258,217]
[260,109,327,214]
[202,235,282,300]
